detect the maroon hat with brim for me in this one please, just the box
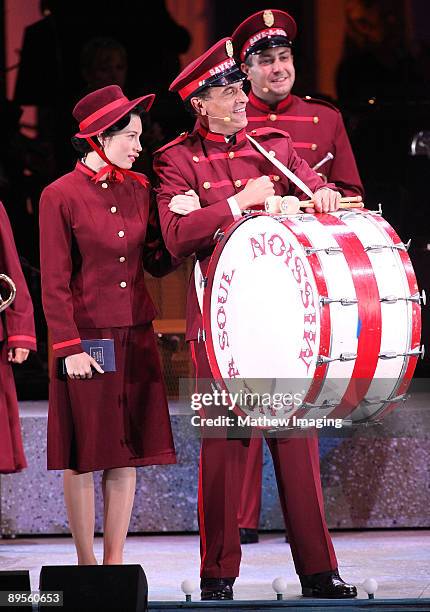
[232,9,297,62]
[73,85,155,138]
[169,38,246,101]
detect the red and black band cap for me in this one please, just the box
[232,9,297,62]
[170,38,246,101]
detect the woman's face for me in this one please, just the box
[101,114,142,169]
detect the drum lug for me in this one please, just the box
[199,276,207,289]
[197,328,206,343]
[362,393,407,406]
[320,296,358,306]
[305,246,343,256]
[317,352,357,365]
[379,295,398,304]
[213,228,225,242]
[365,240,411,253]
[379,345,425,360]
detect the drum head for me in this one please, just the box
[203,214,320,422]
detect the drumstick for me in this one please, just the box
[300,196,364,209]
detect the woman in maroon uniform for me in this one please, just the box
[39,86,176,565]
[0,202,37,473]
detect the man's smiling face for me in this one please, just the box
[193,81,249,135]
[242,46,295,103]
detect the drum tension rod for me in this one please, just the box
[305,246,343,256]
[380,290,426,305]
[379,345,425,360]
[362,393,407,406]
[199,276,208,289]
[320,296,358,306]
[296,214,318,223]
[338,211,361,220]
[302,399,339,409]
[364,239,411,252]
[317,352,357,365]
[197,329,206,343]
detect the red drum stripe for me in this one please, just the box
[318,214,382,419]
[281,219,331,415]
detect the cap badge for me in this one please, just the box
[263,10,275,27]
[226,39,234,58]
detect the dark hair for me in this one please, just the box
[184,87,212,117]
[71,108,143,156]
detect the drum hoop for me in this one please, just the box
[202,212,270,418]
[202,212,328,423]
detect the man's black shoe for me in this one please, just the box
[300,569,357,598]
[201,577,235,600]
[239,528,259,544]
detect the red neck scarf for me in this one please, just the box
[85,137,148,187]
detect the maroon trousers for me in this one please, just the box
[237,436,263,529]
[191,341,337,578]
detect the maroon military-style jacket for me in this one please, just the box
[39,162,174,359]
[0,202,36,351]
[154,124,332,341]
[246,91,363,197]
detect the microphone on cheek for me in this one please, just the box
[204,114,232,123]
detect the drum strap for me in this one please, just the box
[194,259,204,313]
[246,133,314,198]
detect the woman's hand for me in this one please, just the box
[168,190,201,215]
[8,348,30,364]
[65,352,104,379]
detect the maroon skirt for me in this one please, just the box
[0,342,27,473]
[47,324,176,472]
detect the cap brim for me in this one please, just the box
[74,93,155,138]
[189,66,247,100]
[246,36,292,58]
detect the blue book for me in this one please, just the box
[60,338,116,377]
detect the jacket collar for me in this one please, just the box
[248,90,293,112]
[197,124,247,144]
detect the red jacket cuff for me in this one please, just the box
[52,338,83,359]
[7,335,37,351]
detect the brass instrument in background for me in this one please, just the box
[0,274,16,313]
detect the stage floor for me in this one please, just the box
[0,530,429,602]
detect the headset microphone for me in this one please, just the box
[205,114,232,122]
